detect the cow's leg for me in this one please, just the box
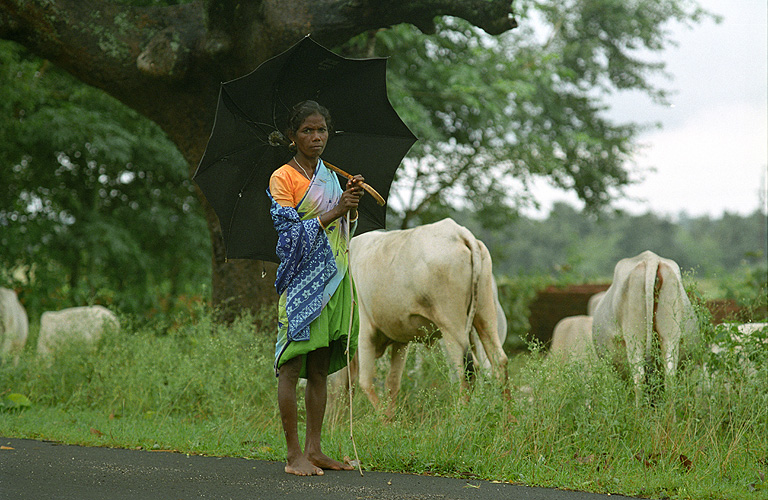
[440,329,472,395]
[623,263,650,405]
[356,319,382,411]
[655,263,683,389]
[384,341,408,418]
[626,336,646,405]
[348,353,359,393]
[326,353,356,420]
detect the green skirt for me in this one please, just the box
[275,275,359,378]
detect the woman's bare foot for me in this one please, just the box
[307,451,355,471]
[285,455,323,476]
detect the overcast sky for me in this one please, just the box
[529,0,768,219]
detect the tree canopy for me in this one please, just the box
[348,0,710,228]
[0,0,714,317]
[0,40,210,319]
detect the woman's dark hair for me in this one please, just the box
[286,100,333,138]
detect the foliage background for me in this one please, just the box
[2,0,730,322]
[0,41,211,321]
[2,33,765,324]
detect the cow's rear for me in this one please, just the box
[593,251,699,403]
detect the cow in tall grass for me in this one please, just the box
[346,219,508,415]
[548,315,597,364]
[545,290,605,364]
[592,251,701,403]
[37,305,120,356]
[0,287,29,366]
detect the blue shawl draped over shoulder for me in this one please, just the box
[268,193,337,343]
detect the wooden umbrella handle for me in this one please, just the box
[324,161,386,206]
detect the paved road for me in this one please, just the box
[0,437,636,500]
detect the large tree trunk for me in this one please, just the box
[204,192,279,322]
[0,0,516,318]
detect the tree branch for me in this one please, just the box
[0,0,197,85]
[0,0,517,169]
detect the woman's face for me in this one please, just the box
[292,112,329,160]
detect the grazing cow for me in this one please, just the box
[0,287,29,366]
[348,219,508,413]
[592,251,700,403]
[548,315,597,364]
[37,305,120,356]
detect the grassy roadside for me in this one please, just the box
[1,306,766,500]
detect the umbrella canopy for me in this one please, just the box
[194,35,417,263]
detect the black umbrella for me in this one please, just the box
[194,35,417,263]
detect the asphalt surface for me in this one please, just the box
[0,437,638,500]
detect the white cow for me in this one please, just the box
[0,287,29,366]
[37,305,120,356]
[348,219,508,414]
[548,315,597,364]
[592,251,700,403]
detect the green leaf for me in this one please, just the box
[0,393,32,410]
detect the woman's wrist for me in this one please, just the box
[320,204,357,228]
[320,206,340,228]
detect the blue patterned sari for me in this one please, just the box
[269,160,358,377]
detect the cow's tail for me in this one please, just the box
[644,254,660,360]
[460,227,481,347]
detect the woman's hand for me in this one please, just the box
[319,174,365,227]
[340,175,364,214]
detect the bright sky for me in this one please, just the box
[529,0,768,219]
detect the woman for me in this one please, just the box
[268,100,363,476]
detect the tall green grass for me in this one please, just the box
[1,301,766,500]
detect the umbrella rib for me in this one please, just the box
[223,88,282,142]
[245,120,278,141]
[224,159,264,255]
[204,143,265,170]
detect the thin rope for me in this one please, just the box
[344,210,363,476]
